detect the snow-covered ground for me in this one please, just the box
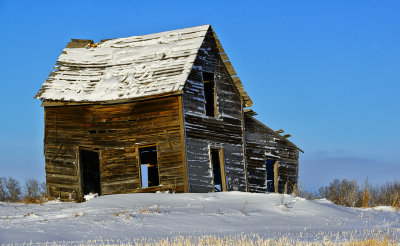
[0,192,399,244]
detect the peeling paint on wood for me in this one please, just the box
[182,30,246,193]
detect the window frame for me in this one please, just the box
[138,144,160,188]
[202,71,218,118]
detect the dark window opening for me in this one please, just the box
[203,72,216,117]
[266,159,275,192]
[80,149,101,196]
[139,146,159,188]
[89,129,117,135]
[210,148,224,192]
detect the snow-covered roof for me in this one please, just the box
[35,25,253,107]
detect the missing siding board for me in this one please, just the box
[203,72,217,117]
[139,146,159,188]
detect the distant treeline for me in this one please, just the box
[297,178,400,210]
[0,177,46,203]
[1,176,399,210]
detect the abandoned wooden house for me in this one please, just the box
[35,25,301,199]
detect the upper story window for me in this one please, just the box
[203,72,217,117]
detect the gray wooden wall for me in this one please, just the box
[244,114,299,193]
[182,30,247,192]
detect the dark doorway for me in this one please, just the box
[139,146,159,188]
[210,148,225,192]
[80,149,101,195]
[266,159,275,192]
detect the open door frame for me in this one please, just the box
[77,146,102,198]
[210,146,227,192]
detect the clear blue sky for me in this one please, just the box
[0,0,399,191]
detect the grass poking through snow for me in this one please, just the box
[15,234,398,246]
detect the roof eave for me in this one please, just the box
[209,26,253,108]
[245,113,302,152]
[40,91,183,107]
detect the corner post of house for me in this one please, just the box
[76,145,83,200]
[240,98,249,192]
[178,95,189,193]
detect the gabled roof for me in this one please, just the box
[35,25,252,107]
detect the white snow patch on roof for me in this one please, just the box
[36,25,210,102]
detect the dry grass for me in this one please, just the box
[139,204,160,214]
[131,236,400,246]
[291,183,297,196]
[348,237,393,246]
[111,205,160,220]
[74,212,84,217]
[392,191,400,212]
[20,197,48,204]
[284,182,288,195]
[362,187,370,208]
[21,234,399,246]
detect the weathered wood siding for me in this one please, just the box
[244,114,299,193]
[182,31,246,192]
[44,96,185,199]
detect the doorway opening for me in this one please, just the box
[266,159,276,192]
[139,146,159,188]
[210,148,226,192]
[80,149,101,196]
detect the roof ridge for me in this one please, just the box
[99,24,211,46]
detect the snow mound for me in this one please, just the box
[0,192,399,244]
[84,193,98,201]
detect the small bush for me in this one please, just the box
[41,181,47,198]
[314,178,400,209]
[361,179,370,208]
[0,177,7,201]
[392,191,400,212]
[5,177,22,202]
[0,177,46,203]
[24,178,45,203]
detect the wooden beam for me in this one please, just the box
[178,95,189,193]
[219,148,227,192]
[41,91,182,107]
[219,52,229,61]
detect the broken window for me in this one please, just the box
[203,72,217,117]
[210,148,225,192]
[266,159,275,192]
[139,146,159,188]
